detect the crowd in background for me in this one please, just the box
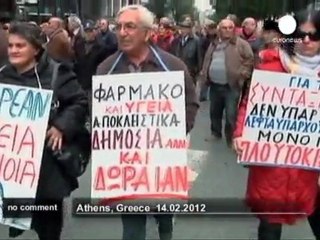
[2,5,320,240]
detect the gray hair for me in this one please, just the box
[68,15,82,29]
[116,5,155,29]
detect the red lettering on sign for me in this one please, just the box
[119,151,150,165]
[125,100,173,113]
[94,167,106,191]
[0,154,36,188]
[0,124,35,158]
[165,139,189,149]
[93,166,150,192]
[155,166,188,192]
[105,105,123,114]
[241,141,320,169]
[254,84,308,106]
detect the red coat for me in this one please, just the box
[234,48,319,224]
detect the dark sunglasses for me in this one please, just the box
[295,30,320,41]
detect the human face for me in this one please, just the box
[99,19,109,32]
[159,25,166,34]
[295,21,320,57]
[219,19,235,40]
[48,18,60,30]
[243,18,256,35]
[8,34,39,70]
[206,25,216,36]
[84,29,96,42]
[115,9,150,54]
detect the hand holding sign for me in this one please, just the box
[239,70,320,170]
[233,137,243,155]
[0,83,52,230]
[91,71,187,200]
[46,127,63,151]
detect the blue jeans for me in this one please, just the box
[121,214,173,240]
[209,83,240,143]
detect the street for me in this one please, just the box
[0,101,315,240]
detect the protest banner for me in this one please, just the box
[0,83,52,229]
[91,71,188,202]
[239,70,320,170]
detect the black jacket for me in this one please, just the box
[170,34,203,78]
[97,29,118,58]
[75,39,107,91]
[0,51,88,201]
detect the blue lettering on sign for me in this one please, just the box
[245,115,320,134]
[0,87,51,121]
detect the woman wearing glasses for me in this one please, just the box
[234,10,320,240]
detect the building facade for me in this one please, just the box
[10,0,142,22]
[14,0,80,21]
[215,0,318,19]
[0,0,17,21]
[81,0,142,19]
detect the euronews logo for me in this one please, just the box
[273,15,302,43]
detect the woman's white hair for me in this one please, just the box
[117,5,155,29]
[68,15,82,29]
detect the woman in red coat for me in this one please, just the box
[234,11,320,240]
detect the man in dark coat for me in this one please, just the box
[97,17,118,58]
[76,20,107,92]
[170,18,203,84]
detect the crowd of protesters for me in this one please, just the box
[1,3,320,240]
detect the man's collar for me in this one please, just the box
[122,45,159,67]
[181,33,194,39]
[216,35,237,44]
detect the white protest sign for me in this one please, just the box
[0,83,52,229]
[91,71,188,200]
[239,70,320,170]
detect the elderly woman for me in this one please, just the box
[234,10,320,240]
[0,22,88,240]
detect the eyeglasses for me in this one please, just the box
[115,22,139,32]
[295,30,320,41]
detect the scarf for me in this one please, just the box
[279,50,320,77]
[241,28,256,41]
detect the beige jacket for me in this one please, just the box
[201,35,254,89]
